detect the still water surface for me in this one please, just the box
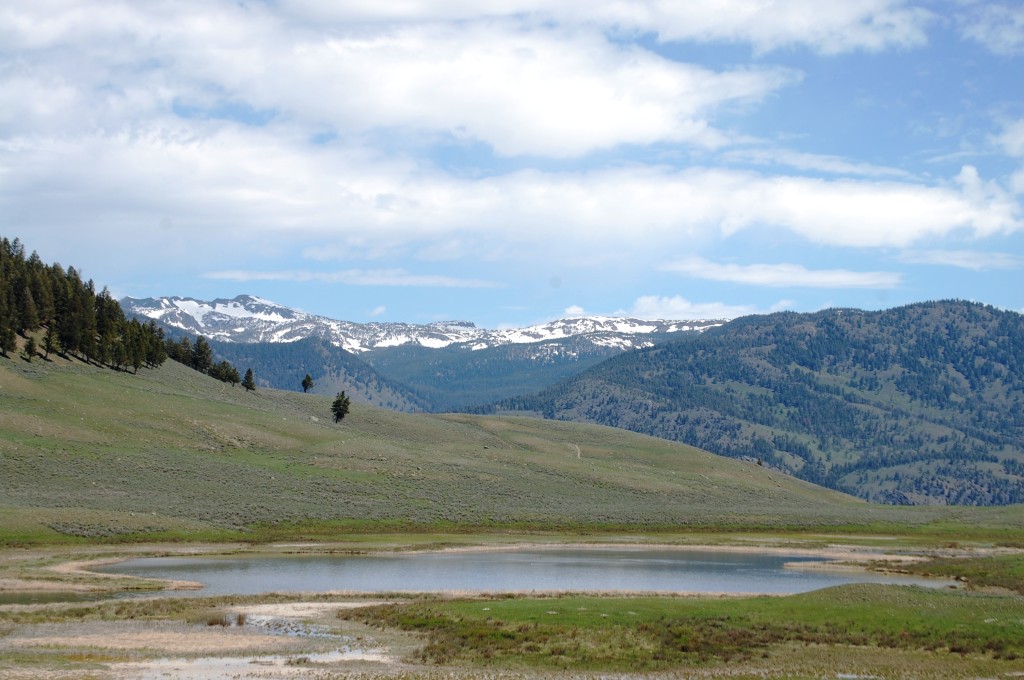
[98,548,942,595]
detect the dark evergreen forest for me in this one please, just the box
[0,237,166,371]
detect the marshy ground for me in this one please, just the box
[2,538,1023,679]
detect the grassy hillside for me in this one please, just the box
[2,351,1022,546]
[485,301,1024,506]
[206,335,428,412]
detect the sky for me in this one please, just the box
[2,0,1022,329]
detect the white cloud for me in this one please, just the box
[1013,170,1024,196]
[2,0,1020,316]
[664,257,903,288]
[294,24,796,157]
[769,300,797,312]
[723,147,912,179]
[564,305,586,317]
[280,0,932,53]
[0,4,798,157]
[997,120,1024,158]
[711,165,1021,247]
[625,295,774,320]
[202,268,500,288]
[897,249,1023,271]
[2,125,1019,260]
[958,3,1024,55]
[369,305,387,317]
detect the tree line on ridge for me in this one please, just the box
[0,236,166,371]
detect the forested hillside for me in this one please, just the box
[0,236,165,370]
[485,301,1024,506]
[363,335,677,411]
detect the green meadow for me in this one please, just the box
[2,354,1023,678]
[342,585,1024,673]
[3,355,1022,543]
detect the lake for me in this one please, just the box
[97,547,944,595]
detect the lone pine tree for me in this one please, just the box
[331,391,351,423]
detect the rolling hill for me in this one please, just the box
[483,301,1024,507]
[205,335,430,412]
[5,348,1018,544]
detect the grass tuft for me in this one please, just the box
[205,613,232,627]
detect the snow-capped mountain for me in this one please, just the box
[121,295,724,353]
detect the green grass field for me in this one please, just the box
[341,584,1024,672]
[3,354,1023,546]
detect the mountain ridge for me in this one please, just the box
[121,294,725,353]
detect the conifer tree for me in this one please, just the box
[242,368,256,392]
[176,336,192,364]
[94,287,124,339]
[57,270,83,357]
[331,391,351,423]
[302,373,314,393]
[111,335,127,370]
[43,324,58,359]
[192,335,213,373]
[146,322,167,367]
[77,279,97,363]
[209,360,241,385]
[0,323,16,357]
[29,262,54,324]
[18,285,39,333]
[23,335,37,362]
[96,331,114,366]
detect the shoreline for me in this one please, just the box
[1,537,983,597]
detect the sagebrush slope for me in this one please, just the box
[7,353,1016,543]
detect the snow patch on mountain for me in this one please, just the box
[122,295,725,353]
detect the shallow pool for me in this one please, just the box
[96,547,944,595]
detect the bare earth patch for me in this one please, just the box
[113,648,395,680]
[235,601,391,618]
[47,557,204,591]
[0,599,406,680]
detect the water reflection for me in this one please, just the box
[97,548,943,596]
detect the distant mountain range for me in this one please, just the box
[481,300,1024,506]
[121,294,723,411]
[122,295,722,352]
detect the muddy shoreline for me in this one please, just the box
[1,538,983,597]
